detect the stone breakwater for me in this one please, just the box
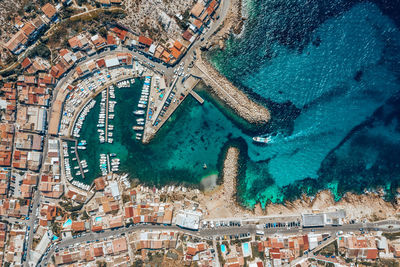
[222,147,239,202]
[194,49,270,124]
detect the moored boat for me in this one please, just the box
[133,110,145,115]
[132,126,144,131]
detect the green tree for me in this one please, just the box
[81,210,90,220]
[27,44,51,60]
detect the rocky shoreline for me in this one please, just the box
[197,144,400,221]
[204,0,245,50]
[259,190,400,222]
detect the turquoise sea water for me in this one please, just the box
[210,1,400,206]
[72,0,400,208]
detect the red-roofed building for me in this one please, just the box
[41,3,58,21]
[22,22,36,37]
[94,177,106,191]
[91,34,107,49]
[111,27,128,41]
[173,40,183,51]
[138,36,152,47]
[187,246,197,256]
[170,47,182,60]
[125,206,134,218]
[344,236,378,259]
[21,58,32,69]
[182,30,194,42]
[93,247,104,257]
[92,225,103,232]
[5,30,28,54]
[193,19,203,31]
[107,34,117,46]
[71,221,85,232]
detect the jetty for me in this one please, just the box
[150,75,179,125]
[107,154,111,174]
[189,90,204,104]
[73,139,85,179]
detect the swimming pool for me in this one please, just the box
[63,219,72,228]
[221,244,226,253]
[95,217,102,222]
[242,242,251,257]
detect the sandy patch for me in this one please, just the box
[201,173,218,192]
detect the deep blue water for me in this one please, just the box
[210,1,400,206]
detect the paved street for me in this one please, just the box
[36,218,400,266]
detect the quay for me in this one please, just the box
[150,75,179,126]
[189,89,204,105]
[106,154,111,174]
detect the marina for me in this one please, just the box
[61,61,272,193]
[61,77,250,186]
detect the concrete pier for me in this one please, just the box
[107,154,111,174]
[142,75,201,143]
[189,90,204,104]
[151,75,179,126]
[74,139,85,179]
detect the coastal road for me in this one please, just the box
[40,219,400,265]
[26,126,53,266]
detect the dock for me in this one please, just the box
[107,154,111,173]
[189,90,204,104]
[105,85,109,142]
[73,139,85,179]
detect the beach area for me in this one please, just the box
[186,143,400,222]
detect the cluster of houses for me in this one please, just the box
[52,229,219,266]
[183,0,220,42]
[0,222,28,266]
[38,138,64,199]
[215,232,400,267]
[6,3,58,55]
